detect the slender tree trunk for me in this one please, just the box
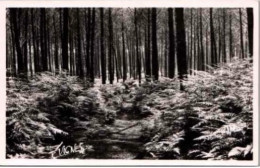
[168,8,175,78]
[134,9,141,84]
[28,29,32,77]
[108,8,114,84]
[53,14,59,72]
[122,21,127,82]
[190,9,193,74]
[222,9,227,63]
[76,9,83,78]
[196,11,201,70]
[218,12,222,63]
[10,13,16,76]
[205,23,209,69]
[85,9,91,78]
[193,13,197,71]
[62,8,69,70]
[247,8,253,57]
[229,11,233,58]
[90,8,95,83]
[152,8,159,81]
[200,9,205,70]
[11,9,23,73]
[100,8,106,84]
[164,29,168,77]
[23,10,28,74]
[145,9,151,80]
[47,18,51,72]
[210,8,217,66]
[40,8,48,71]
[239,8,245,58]
[175,8,187,91]
[69,26,74,75]
[128,36,132,78]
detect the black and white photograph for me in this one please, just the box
[0,0,259,166]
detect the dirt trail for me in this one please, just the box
[70,81,149,159]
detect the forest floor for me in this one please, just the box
[6,58,253,160]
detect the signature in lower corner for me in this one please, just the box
[50,141,93,158]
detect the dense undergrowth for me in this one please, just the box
[141,58,253,160]
[6,58,253,160]
[7,72,101,158]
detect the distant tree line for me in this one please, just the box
[6,8,253,85]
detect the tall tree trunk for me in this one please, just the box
[190,9,193,74]
[47,17,51,72]
[193,13,197,71]
[239,8,245,58]
[152,8,159,81]
[100,8,106,84]
[145,9,151,80]
[90,8,95,83]
[108,8,114,84]
[69,25,74,75]
[40,8,47,71]
[196,11,201,70]
[175,8,187,91]
[128,36,133,78]
[210,8,217,66]
[199,9,205,70]
[23,10,28,74]
[205,23,209,69]
[247,8,253,57]
[10,12,17,76]
[122,21,127,82]
[168,8,175,78]
[53,14,59,72]
[28,29,33,77]
[164,29,168,77]
[134,9,141,84]
[218,12,222,63]
[11,9,23,73]
[85,9,91,77]
[62,8,69,70]
[229,10,233,58]
[76,9,83,78]
[222,9,226,63]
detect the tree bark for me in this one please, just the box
[145,9,151,80]
[90,8,95,83]
[108,8,114,84]
[62,8,69,70]
[152,8,159,81]
[239,9,245,58]
[134,9,141,84]
[23,10,28,73]
[40,8,48,71]
[168,8,175,78]
[199,9,205,70]
[76,9,83,78]
[247,8,253,57]
[122,21,127,82]
[10,9,23,73]
[222,9,226,63]
[175,8,187,91]
[190,9,193,74]
[100,8,106,84]
[229,10,233,58]
[210,8,217,66]
[10,11,16,76]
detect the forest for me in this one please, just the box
[6,7,254,160]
